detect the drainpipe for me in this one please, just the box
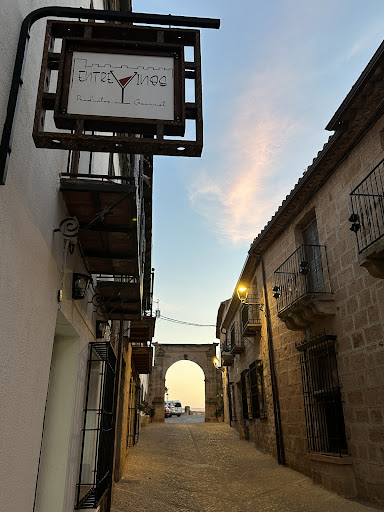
[260,256,286,466]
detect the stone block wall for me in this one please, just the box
[223,279,280,460]
[259,113,384,504]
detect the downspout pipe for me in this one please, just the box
[0,6,220,184]
[260,256,286,465]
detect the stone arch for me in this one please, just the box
[148,343,220,422]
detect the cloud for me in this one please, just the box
[189,69,299,245]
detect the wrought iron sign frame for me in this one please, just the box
[0,6,220,185]
[33,21,204,156]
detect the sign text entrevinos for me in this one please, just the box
[67,51,175,120]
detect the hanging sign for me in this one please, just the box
[55,39,184,134]
[66,51,175,120]
[34,22,203,156]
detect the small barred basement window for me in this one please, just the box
[297,334,347,455]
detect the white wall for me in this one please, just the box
[0,2,99,511]
[34,315,79,512]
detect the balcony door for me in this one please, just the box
[302,219,324,293]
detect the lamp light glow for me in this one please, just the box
[237,285,249,303]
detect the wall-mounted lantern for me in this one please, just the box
[237,286,249,303]
[96,320,109,339]
[348,213,361,233]
[237,286,263,308]
[72,273,92,300]
[299,261,310,275]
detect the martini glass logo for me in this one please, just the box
[110,71,138,104]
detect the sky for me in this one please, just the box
[132,0,384,407]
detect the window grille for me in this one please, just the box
[127,375,141,447]
[75,342,116,509]
[240,370,249,420]
[249,360,267,419]
[230,383,237,422]
[297,335,347,455]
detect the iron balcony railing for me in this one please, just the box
[273,245,332,313]
[222,341,231,353]
[228,322,244,352]
[350,158,384,253]
[240,303,262,334]
[221,340,234,364]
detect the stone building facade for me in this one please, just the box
[217,39,384,506]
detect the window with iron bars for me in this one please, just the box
[240,362,267,420]
[249,360,267,419]
[240,370,249,420]
[127,374,141,448]
[75,342,116,509]
[297,335,347,455]
[229,382,237,422]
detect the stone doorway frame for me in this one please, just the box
[148,343,220,422]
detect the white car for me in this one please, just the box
[166,400,182,417]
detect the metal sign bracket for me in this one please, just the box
[0,6,220,185]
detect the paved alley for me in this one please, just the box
[111,421,383,512]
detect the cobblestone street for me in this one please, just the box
[111,420,383,512]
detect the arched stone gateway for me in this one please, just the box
[148,343,221,422]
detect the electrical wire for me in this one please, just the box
[159,315,215,327]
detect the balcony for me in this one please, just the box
[221,342,234,366]
[241,303,262,337]
[130,315,156,343]
[131,342,153,374]
[229,323,245,354]
[59,153,153,323]
[350,158,384,278]
[273,245,335,331]
[60,173,140,275]
[95,275,142,321]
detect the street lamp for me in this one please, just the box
[72,273,91,300]
[237,285,249,303]
[96,320,108,339]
